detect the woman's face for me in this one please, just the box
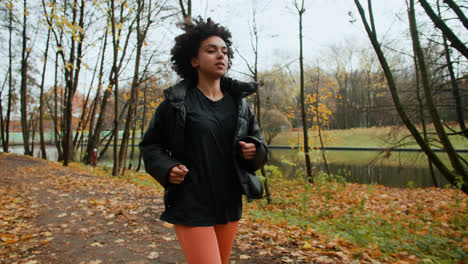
[191,35,229,79]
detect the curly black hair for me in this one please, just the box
[170,17,234,82]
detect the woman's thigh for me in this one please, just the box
[174,221,239,264]
[174,225,222,264]
[214,221,239,264]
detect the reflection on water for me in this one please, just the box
[8,145,458,188]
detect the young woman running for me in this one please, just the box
[139,17,268,264]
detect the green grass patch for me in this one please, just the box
[271,126,468,149]
[246,174,467,263]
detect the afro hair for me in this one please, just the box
[170,17,234,82]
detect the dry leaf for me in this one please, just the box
[239,255,251,260]
[90,242,104,247]
[147,252,160,259]
[163,222,173,228]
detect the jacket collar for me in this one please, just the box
[164,77,258,108]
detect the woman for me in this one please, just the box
[139,17,268,264]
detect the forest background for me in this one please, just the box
[0,0,466,189]
[0,0,467,263]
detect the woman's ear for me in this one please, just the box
[190,57,199,68]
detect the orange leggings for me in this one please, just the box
[174,221,239,264]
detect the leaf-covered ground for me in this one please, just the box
[1,152,466,263]
[0,153,275,264]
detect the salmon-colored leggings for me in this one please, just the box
[174,221,239,264]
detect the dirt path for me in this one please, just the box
[0,153,279,264]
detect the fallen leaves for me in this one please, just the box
[1,153,179,263]
[238,177,467,263]
[2,153,466,264]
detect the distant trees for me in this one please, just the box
[261,109,291,145]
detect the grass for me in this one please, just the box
[271,126,468,149]
[245,173,468,263]
[268,126,467,173]
[269,148,468,169]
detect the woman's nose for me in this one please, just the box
[216,50,225,58]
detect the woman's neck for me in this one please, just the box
[196,75,223,101]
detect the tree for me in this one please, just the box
[235,0,273,203]
[261,109,291,145]
[178,0,191,24]
[1,0,16,153]
[84,27,108,165]
[20,0,32,156]
[294,0,312,181]
[407,0,466,186]
[353,0,467,193]
[306,66,336,176]
[86,0,135,168]
[328,43,355,129]
[38,6,52,159]
[110,0,120,176]
[119,0,166,175]
[437,0,467,138]
[418,0,468,59]
[42,0,87,165]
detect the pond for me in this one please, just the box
[9,145,463,189]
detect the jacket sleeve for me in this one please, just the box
[139,100,180,188]
[240,106,269,172]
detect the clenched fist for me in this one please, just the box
[168,164,189,184]
[239,141,257,160]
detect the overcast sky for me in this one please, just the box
[179,0,409,76]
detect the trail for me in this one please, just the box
[0,153,276,264]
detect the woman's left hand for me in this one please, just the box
[239,141,256,160]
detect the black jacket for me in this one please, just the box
[139,77,268,206]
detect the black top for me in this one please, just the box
[160,86,242,226]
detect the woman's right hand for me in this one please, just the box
[168,164,189,184]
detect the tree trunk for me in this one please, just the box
[30,113,38,156]
[408,0,467,181]
[178,0,191,23]
[4,3,14,153]
[296,0,312,181]
[99,101,129,161]
[436,0,467,138]
[53,51,63,161]
[128,106,138,171]
[136,81,148,172]
[354,0,467,193]
[86,28,108,164]
[111,0,120,176]
[442,32,467,138]
[443,0,468,30]
[418,0,468,59]
[0,75,7,150]
[39,28,51,159]
[119,0,146,174]
[62,0,85,166]
[414,52,438,187]
[315,67,330,176]
[20,0,31,156]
